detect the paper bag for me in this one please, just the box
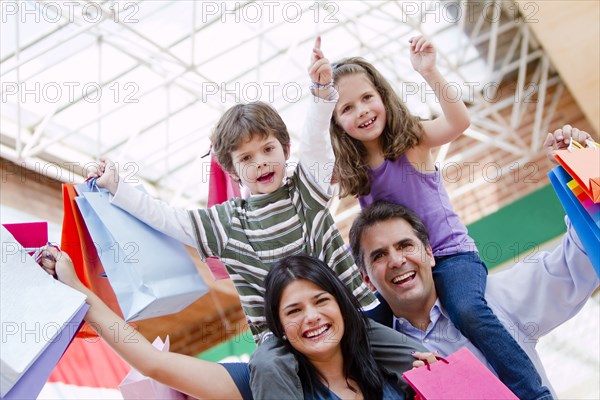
[119,336,186,400]
[554,147,600,202]
[74,182,208,321]
[0,227,87,397]
[549,166,600,276]
[402,347,518,400]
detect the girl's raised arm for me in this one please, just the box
[409,36,470,149]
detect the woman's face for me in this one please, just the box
[278,279,345,362]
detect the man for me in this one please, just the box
[349,201,599,398]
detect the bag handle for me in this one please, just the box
[423,355,450,371]
[84,177,102,192]
[568,138,599,151]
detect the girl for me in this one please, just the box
[318,36,552,399]
[40,247,434,399]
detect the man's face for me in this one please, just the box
[359,218,437,317]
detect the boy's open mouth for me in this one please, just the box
[257,172,275,183]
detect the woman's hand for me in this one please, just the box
[39,246,83,289]
[411,351,440,369]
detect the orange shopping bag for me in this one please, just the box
[554,141,600,203]
[61,183,123,338]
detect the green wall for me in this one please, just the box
[467,184,566,269]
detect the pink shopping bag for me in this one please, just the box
[402,347,518,400]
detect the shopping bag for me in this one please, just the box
[205,154,240,280]
[0,226,87,397]
[549,166,600,276]
[74,182,208,321]
[2,221,47,250]
[554,144,600,202]
[62,183,122,338]
[402,347,518,400]
[567,179,600,227]
[119,336,186,400]
[4,304,88,400]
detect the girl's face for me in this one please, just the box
[334,73,387,146]
[278,279,345,362]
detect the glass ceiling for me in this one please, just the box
[1,1,563,211]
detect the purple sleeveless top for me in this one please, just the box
[358,154,476,257]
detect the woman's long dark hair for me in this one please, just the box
[264,254,387,399]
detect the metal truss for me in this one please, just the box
[0,1,571,215]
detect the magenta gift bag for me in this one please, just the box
[402,347,518,400]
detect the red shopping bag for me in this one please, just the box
[554,144,600,203]
[204,154,241,280]
[61,183,123,335]
[403,347,518,400]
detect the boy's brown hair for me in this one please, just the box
[210,102,291,175]
[330,57,424,197]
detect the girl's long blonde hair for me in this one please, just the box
[331,57,424,197]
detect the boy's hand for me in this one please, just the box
[308,36,335,100]
[409,36,437,77]
[87,157,120,194]
[544,124,593,163]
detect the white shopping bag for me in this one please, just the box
[0,227,87,397]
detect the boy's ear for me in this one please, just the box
[284,143,291,159]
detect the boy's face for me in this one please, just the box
[230,133,289,195]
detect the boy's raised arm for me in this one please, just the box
[88,158,198,247]
[299,36,338,195]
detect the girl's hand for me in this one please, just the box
[411,351,440,369]
[39,247,82,289]
[409,36,437,77]
[307,36,334,100]
[544,124,593,163]
[87,157,120,194]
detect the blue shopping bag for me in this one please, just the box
[549,166,600,276]
[74,182,208,321]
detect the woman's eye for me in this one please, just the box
[240,155,250,162]
[364,94,373,100]
[317,297,330,304]
[286,308,300,316]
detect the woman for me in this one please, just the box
[41,248,432,399]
